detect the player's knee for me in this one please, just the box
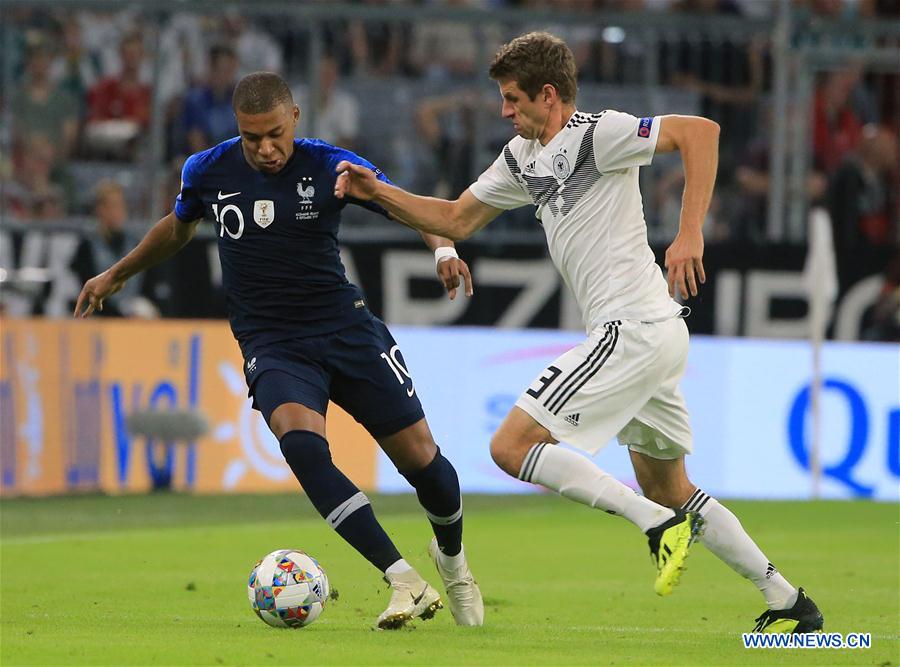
[279,430,331,472]
[640,477,694,508]
[489,433,521,477]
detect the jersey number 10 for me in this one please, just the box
[213,203,245,240]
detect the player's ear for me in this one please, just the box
[542,84,555,106]
[292,104,300,125]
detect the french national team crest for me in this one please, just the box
[254,200,275,228]
[296,176,319,221]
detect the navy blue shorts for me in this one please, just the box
[245,316,425,438]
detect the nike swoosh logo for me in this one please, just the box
[329,506,349,526]
[217,191,241,200]
[411,586,428,605]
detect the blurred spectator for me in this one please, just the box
[651,164,727,243]
[85,32,152,157]
[414,89,490,198]
[31,188,67,222]
[798,0,882,19]
[3,134,70,221]
[70,180,159,318]
[409,0,502,81]
[347,3,408,77]
[666,0,764,167]
[158,12,210,108]
[828,124,898,250]
[734,105,829,242]
[49,20,101,109]
[522,0,599,79]
[298,54,360,150]
[863,250,900,342]
[76,8,145,78]
[813,68,877,174]
[182,45,240,154]
[594,0,651,84]
[12,35,79,160]
[5,10,59,76]
[219,13,284,76]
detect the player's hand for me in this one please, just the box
[334,161,379,201]
[664,229,705,300]
[73,270,125,318]
[437,256,474,300]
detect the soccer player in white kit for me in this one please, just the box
[336,32,823,633]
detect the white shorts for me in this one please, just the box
[515,316,692,460]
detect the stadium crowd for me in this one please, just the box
[1,0,897,335]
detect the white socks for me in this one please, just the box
[436,544,467,571]
[384,559,413,576]
[519,443,674,533]
[516,442,799,610]
[682,489,799,610]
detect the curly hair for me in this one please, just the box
[488,32,578,103]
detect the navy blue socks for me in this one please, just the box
[401,449,464,557]
[280,430,402,572]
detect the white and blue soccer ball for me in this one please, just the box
[247,549,330,628]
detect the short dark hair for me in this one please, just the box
[232,71,293,114]
[488,32,578,103]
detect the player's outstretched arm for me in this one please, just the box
[655,115,719,300]
[74,212,200,318]
[334,160,502,241]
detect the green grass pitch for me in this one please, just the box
[1,493,897,666]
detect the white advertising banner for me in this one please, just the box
[380,327,900,501]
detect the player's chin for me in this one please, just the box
[258,160,283,173]
[513,126,532,139]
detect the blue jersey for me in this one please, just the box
[174,137,391,356]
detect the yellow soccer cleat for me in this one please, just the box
[646,510,704,596]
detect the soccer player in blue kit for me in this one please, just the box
[74,72,484,630]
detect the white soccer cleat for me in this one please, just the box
[429,538,484,626]
[377,568,443,630]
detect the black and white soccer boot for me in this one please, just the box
[752,588,824,633]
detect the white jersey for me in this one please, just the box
[469,109,681,332]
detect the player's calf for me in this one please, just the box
[489,406,556,477]
[400,447,464,557]
[280,430,403,572]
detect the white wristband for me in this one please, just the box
[434,246,458,267]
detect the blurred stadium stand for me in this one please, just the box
[1,1,898,339]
